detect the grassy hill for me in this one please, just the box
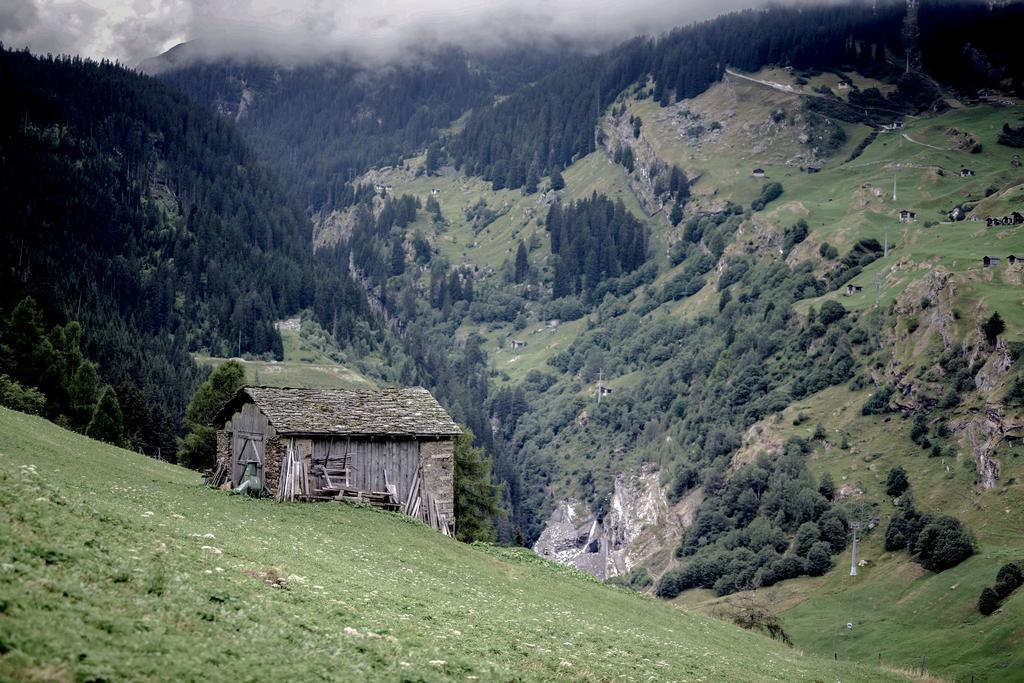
[194,319,377,391]
[674,383,1024,680]
[0,408,908,682]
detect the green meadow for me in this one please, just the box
[0,408,909,682]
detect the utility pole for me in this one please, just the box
[597,369,604,404]
[850,522,862,576]
[875,271,883,308]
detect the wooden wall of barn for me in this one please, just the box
[215,401,456,526]
[311,437,419,504]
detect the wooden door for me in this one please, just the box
[232,432,265,487]
[229,402,270,487]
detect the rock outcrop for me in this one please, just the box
[952,405,1024,490]
[532,466,693,580]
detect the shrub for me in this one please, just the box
[756,555,806,588]
[818,473,835,501]
[751,182,783,211]
[0,374,45,415]
[783,220,809,253]
[793,522,821,557]
[1007,377,1024,407]
[886,466,909,497]
[610,565,654,591]
[982,311,1005,345]
[806,542,834,576]
[913,515,974,572]
[978,587,1001,616]
[818,508,849,553]
[995,562,1024,598]
[818,300,846,326]
[668,466,700,503]
[885,516,909,551]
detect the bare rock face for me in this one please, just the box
[885,269,961,412]
[952,406,1024,490]
[532,467,690,580]
[974,339,1013,393]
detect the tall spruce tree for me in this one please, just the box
[514,241,529,284]
[453,428,502,543]
[86,385,126,447]
[550,167,565,191]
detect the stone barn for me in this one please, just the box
[213,386,461,534]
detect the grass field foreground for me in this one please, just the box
[0,408,909,682]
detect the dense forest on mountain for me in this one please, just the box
[547,195,649,299]
[0,48,382,453]
[453,2,1024,190]
[158,47,573,211]
[453,4,902,189]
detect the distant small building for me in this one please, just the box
[1008,255,1018,265]
[838,81,852,90]
[983,255,1001,268]
[960,168,975,177]
[899,209,917,224]
[846,284,864,295]
[990,213,1024,227]
[430,187,440,196]
[752,168,766,178]
[547,319,560,329]
[598,385,613,397]
[509,339,527,349]
[949,207,962,221]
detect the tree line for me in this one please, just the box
[0,48,383,453]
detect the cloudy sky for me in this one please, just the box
[0,0,771,67]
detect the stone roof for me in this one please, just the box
[216,386,462,437]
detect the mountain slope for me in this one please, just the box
[156,45,576,211]
[0,49,386,451]
[0,407,903,682]
[317,56,1024,677]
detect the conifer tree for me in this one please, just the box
[670,201,684,227]
[69,361,100,430]
[390,237,406,276]
[453,428,502,543]
[550,167,565,191]
[523,161,540,195]
[86,385,126,447]
[514,241,529,284]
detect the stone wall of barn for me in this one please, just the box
[419,439,455,523]
[263,436,286,495]
[215,429,231,479]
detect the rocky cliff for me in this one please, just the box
[532,466,697,580]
